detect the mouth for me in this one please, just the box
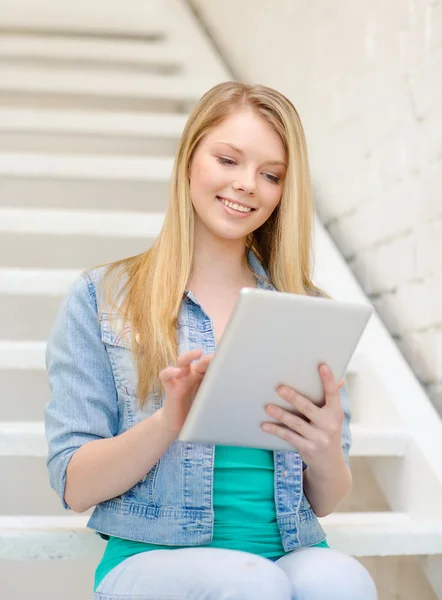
[216,196,256,214]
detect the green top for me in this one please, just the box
[94,446,328,591]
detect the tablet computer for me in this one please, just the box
[178,287,373,451]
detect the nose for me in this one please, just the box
[232,168,256,196]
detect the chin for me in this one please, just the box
[210,225,252,241]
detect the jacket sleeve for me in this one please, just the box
[44,272,119,509]
[339,381,352,467]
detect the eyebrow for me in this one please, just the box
[214,141,287,168]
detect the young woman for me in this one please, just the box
[45,81,377,599]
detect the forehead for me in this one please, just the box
[203,110,286,161]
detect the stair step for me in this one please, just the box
[0,421,409,458]
[0,33,185,75]
[0,108,187,137]
[1,64,205,98]
[0,370,49,421]
[0,64,218,112]
[1,512,441,559]
[0,268,81,295]
[0,208,164,268]
[0,341,46,369]
[321,512,442,557]
[0,207,164,237]
[0,268,81,340]
[0,0,170,36]
[0,153,173,180]
[0,422,47,456]
[349,425,409,457]
[0,108,187,154]
[0,153,172,211]
[0,515,103,559]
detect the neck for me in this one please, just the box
[189,223,252,288]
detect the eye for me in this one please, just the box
[265,174,280,184]
[216,157,236,166]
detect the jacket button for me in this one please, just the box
[282,470,288,477]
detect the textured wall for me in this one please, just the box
[189,0,442,414]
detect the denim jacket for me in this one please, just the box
[44,251,352,552]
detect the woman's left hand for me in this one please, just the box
[261,364,346,471]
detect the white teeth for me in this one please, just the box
[218,197,252,213]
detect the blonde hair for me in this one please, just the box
[92,81,328,408]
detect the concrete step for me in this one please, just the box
[0,341,45,370]
[0,63,217,112]
[0,153,171,210]
[0,108,186,154]
[0,0,170,37]
[0,561,100,600]
[0,268,80,340]
[321,512,442,557]
[0,456,86,516]
[0,295,64,340]
[2,512,442,559]
[0,269,73,339]
[0,370,49,421]
[0,207,164,236]
[0,208,164,268]
[0,32,185,75]
[0,515,100,558]
[0,267,81,295]
[0,152,173,180]
[0,422,410,459]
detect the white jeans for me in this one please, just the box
[94,546,378,600]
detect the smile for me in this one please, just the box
[216,196,255,214]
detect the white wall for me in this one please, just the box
[189,0,442,414]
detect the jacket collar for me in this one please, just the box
[247,248,275,291]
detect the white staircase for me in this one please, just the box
[0,1,441,599]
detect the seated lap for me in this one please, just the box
[94,546,377,600]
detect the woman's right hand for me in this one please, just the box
[157,349,214,437]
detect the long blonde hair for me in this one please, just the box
[92,81,327,408]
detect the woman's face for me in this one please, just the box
[188,108,287,243]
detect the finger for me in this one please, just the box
[176,348,203,370]
[261,421,308,451]
[276,386,322,425]
[192,354,214,375]
[319,364,342,409]
[265,405,318,440]
[159,366,183,384]
[162,352,211,383]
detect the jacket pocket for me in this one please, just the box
[100,313,163,422]
[100,313,139,398]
